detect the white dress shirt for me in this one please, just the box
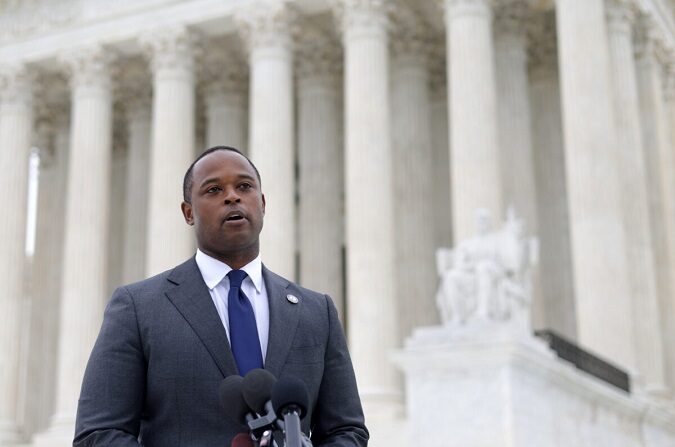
[195,249,270,363]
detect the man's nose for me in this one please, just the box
[223,188,241,204]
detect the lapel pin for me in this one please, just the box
[286,294,299,304]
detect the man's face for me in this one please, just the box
[181,150,265,259]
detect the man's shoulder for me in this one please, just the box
[120,257,199,296]
[262,266,327,301]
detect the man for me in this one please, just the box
[74,146,368,446]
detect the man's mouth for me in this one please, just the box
[224,211,246,222]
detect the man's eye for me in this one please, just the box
[239,183,252,190]
[206,186,221,193]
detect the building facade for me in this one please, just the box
[0,0,674,445]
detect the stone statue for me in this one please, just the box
[435,208,537,326]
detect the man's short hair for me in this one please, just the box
[182,146,261,203]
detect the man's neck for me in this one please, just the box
[198,246,259,270]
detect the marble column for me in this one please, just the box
[123,93,152,283]
[664,68,675,393]
[555,0,636,369]
[429,47,452,248]
[29,112,69,436]
[528,12,577,341]
[444,0,502,241]
[606,1,666,394]
[43,47,114,438]
[333,0,400,411]
[296,31,344,316]
[236,3,296,279]
[635,25,675,394]
[0,64,33,444]
[390,10,439,338]
[203,50,247,151]
[142,27,196,276]
[494,1,537,234]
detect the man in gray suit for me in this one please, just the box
[74,146,368,446]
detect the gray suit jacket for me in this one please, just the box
[74,257,368,446]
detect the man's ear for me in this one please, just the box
[261,193,266,215]
[181,201,194,225]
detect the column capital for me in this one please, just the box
[526,12,558,80]
[428,39,447,95]
[606,0,637,35]
[661,59,675,101]
[390,0,432,64]
[0,64,33,106]
[443,0,493,20]
[330,0,390,38]
[201,43,248,97]
[634,14,668,65]
[494,0,531,37]
[140,25,198,77]
[59,45,115,92]
[234,1,298,53]
[296,23,342,82]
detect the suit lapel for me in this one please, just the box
[263,265,301,378]
[164,258,238,377]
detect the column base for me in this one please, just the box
[31,413,74,447]
[360,389,406,447]
[0,420,23,445]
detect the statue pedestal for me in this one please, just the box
[393,325,675,447]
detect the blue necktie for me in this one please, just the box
[227,270,263,375]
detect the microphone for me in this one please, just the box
[218,375,250,427]
[231,433,255,447]
[271,377,310,447]
[241,369,280,440]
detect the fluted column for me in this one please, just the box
[236,3,296,279]
[296,30,344,316]
[664,68,675,393]
[45,47,114,437]
[142,27,196,275]
[635,24,675,395]
[528,14,576,340]
[0,64,33,444]
[333,0,399,411]
[30,111,69,436]
[203,50,247,151]
[429,48,452,248]
[555,0,636,369]
[494,1,537,233]
[444,0,502,241]
[390,8,438,338]
[607,1,666,394]
[122,92,152,283]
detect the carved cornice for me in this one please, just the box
[0,0,78,45]
[0,64,34,106]
[296,21,342,81]
[330,0,390,37]
[234,1,298,53]
[140,26,199,76]
[60,45,115,92]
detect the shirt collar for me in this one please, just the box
[195,249,263,293]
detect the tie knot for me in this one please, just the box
[227,269,248,289]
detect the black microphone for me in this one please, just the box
[271,377,310,447]
[218,375,250,427]
[241,369,279,439]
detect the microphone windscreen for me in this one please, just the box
[270,376,309,418]
[231,432,255,447]
[242,369,277,414]
[219,375,249,425]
